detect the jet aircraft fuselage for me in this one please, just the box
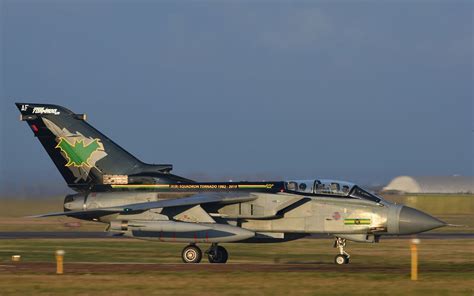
[16,103,446,264]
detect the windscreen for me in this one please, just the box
[349,186,381,203]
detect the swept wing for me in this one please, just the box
[31,193,257,218]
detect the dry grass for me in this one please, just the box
[0,272,472,296]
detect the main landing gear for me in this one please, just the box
[182,244,202,263]
[181,243,229,264]
[334,237,350,265]
[207,243,229,263]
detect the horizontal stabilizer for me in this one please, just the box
[446,224,467,228]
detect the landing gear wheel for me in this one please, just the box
[335,254,349,265]
[333,237,351,265]
[208,246,228,263]
[182,245,202,263]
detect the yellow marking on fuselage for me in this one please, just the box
[111,183,275,190]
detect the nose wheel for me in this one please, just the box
[334,237,350,264]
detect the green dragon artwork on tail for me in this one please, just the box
[55,138,100,167]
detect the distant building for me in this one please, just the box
[383,176,473,194]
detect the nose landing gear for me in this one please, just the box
[334,237,350,265]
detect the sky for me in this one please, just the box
[0,0,473,196]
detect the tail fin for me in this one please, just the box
[16,103,181,191]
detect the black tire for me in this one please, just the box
[208,246,228,263]
[182,245,202,263]
[335,254,349,265]
[219,246,229,263]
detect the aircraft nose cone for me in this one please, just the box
[398,206,446,234]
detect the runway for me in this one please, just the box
[2,261,471,274]
[0,232,472,239]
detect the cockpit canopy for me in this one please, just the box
[284,179,382,203]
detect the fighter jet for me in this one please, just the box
[16,103,446,264]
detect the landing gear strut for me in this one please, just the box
[206,243,228,263]
[182,244,202,263]
[334,237,350,265]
